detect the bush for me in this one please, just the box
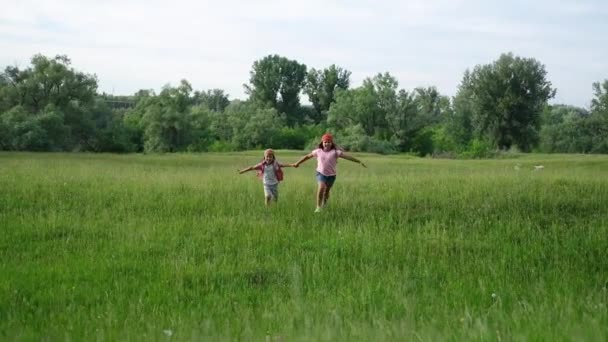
[271,127,308,149]
[411,128,434,157]
[317,125,396,154]
[458,138,495,159]
[431,126,457,154]
[207,140,237,152]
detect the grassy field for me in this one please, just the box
[1,151,607,340]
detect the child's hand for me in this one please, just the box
[292,163,299,168]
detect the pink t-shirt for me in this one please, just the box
[312,148,343,176]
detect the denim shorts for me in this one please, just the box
[264,183,279,199]
[316,172,336,186]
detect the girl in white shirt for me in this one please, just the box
[239,149,295,206]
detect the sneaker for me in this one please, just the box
[314,207,322,213]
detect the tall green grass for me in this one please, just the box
[1,152,607,340]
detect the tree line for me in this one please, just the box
[1,53,607,156]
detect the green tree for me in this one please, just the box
[446,71,475,150]
[187,105,213,151]
[591,80,608,118]
[223,101,284,149]
[0,106,45,150]
[120,90,158,152]
[588,80,608,152]
[36,104,70,150]
[541,104,588,126]
[139,80,196,152]
[465,53,555,151]
[415,86,449,127]
[304,65,351,123]
[327,86,376,135]
[328,72,397,137]
[0,54,99,151]
[245,55,307,126]
[385,89,418,151]
[537,102,608,154]
[193,89,230,112]
[0,55,97,114]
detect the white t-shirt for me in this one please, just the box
[261,162,279,185]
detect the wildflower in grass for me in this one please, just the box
[239,149,295,206]
[293,133,367,212]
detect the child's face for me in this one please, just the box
[264,154,275,163]
[322,141,333,149]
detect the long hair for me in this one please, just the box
[317,142,336,149]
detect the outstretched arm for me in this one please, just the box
[238,165,256,174]
[279,163,296,168]
[340,153,367,168]
[294,153,314,168]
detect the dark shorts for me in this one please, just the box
[316,172,336,186]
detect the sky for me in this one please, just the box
[1,0,607,108]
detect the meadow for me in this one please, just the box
[0,151,607,341]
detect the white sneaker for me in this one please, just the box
[314,207,322,213]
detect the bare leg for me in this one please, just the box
[265,196,271,206]
[316,182,327,209]
[323,185,332,207]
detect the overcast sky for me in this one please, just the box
[2,0,607,108]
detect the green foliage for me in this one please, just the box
[411,127,434,156]
[431,126,457,155]
[541,104,588,126]
[459,138,495,159]
[385,89,416,151]
[0,54,100,151]
[271,127,308,150]
[465,53,555,151]
[246,55,307,126]
[328,73,395,137]
[2,53,608,156]
[539,101,608,154]
[591,80,608,118]
[415,86,448,126]
[36,105,69,150]
[333,124,396,154]
[303,64,351,123]
[446,71,474,150]
[328,75,451,154]
[137,80,199,153]
[0,55,97,114]
[223,100,285,150]
[193,89,230,112]
[0,106,46,150]
[186,105,213,151]
[207,140,238,152]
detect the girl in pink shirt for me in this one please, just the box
[294,133,366,212]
